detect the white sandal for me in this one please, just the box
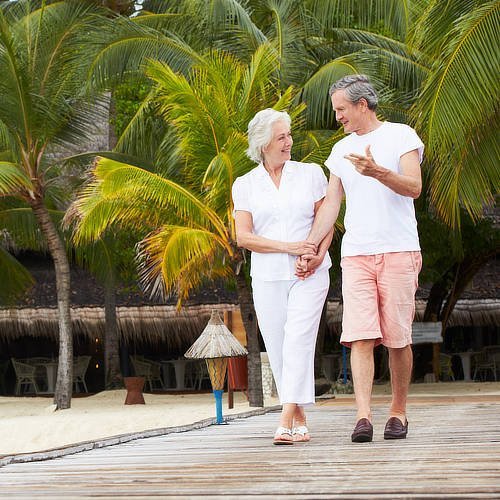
[273,426,294,445]
[292,425,311,442]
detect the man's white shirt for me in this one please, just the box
[325,121,424,257]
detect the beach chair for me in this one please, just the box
[195,361,211,390]
[131,357,164,392]
[438,353,455,381]
[73,355,91,393]
[473,351,497,381]
[11,358,40,395]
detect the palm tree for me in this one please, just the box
[0,0,124,408]
[68,42,334,406]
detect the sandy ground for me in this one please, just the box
[0,390,279,456]
[1,381,499,456]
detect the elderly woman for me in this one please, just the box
[232,109,332,445]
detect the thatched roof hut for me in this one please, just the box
[0,303,240,349]
[1,254,497,347]
[1,298,498,347]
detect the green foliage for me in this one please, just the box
[418,206,500,285]
[0,247,33,304]
[111,81,151,138]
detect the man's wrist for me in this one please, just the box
[373,164,390,181]
[306,236,320,247]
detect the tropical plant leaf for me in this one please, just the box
[417,1,499,154]
[0,162,32,194]
[138,225,231,304]
[69,157,229,244]
[0,246,33,304]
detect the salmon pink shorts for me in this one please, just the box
[340,251,422,349]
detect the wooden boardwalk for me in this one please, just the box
[1,396,499,498]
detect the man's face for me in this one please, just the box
[262,120,293,165]
[331,90,367,134]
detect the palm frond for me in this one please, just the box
[0,118,17,155]
[0,246,33,305]
[69,158,229,245]
[72,237,117,285]
[138,225,231,303]
[236,41,280,120]
[416,1,499,156]
[428,116,499,227]
[249,0,313,86]
[114,86,167,161]
[0,161,32,194]
[0,205,47,251]
[202,130,252,223]
[306,0,414,40]
[409,0,476,55]
[298,57,358,128]
[87,18,203,88]
[293,128,344,166]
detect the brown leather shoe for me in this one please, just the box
[384,417,408,439]
[351,418,373,443]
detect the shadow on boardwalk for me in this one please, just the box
[0,393,499,498]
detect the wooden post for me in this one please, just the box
[433,344,441,381]
[224,311,234,409]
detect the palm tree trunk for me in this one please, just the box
[31,198,72,409]
[423,273,451,322]
[441,250,498,330]
[104,279,122,389]
[234,272,263,407]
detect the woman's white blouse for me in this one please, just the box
[232,161,332,281]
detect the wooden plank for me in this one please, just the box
[0,397,499,498]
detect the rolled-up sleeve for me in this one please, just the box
[399,126,424,163]
[311,164,328,202]
[231,177,250,216]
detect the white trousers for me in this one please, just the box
[252,269,329,406]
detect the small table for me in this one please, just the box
[35,361,58,393]
[455,351,480,381]
[161,359,189,390]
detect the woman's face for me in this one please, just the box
[262,120,293,166]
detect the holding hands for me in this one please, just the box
[295,254,317,280]
[287,240,317,256]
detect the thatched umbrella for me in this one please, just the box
[185,309,247,424]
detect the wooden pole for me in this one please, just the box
[225,311,234,409]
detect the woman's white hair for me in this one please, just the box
[246,108,291,163]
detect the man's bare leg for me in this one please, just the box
[388,345,413,424]
[350,339,376,421]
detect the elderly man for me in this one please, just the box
[297,74,424,442]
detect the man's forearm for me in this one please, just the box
[345,147,422,199]
[307,199,340,246]
[316,224,335,257]
[373,167,421,198]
